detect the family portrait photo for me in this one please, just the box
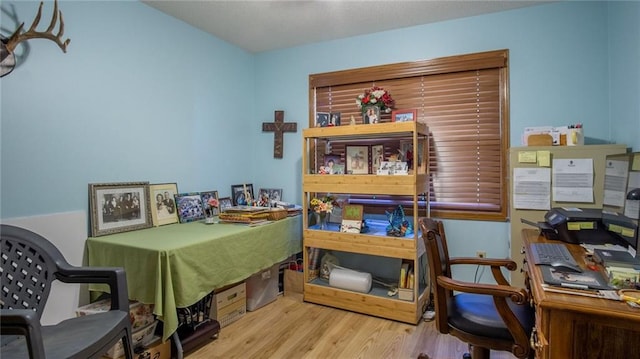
[149,183,179,226]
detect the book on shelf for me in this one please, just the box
[399,262,413,289]
[340,204,363,233]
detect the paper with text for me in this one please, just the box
[552,159,594,203]
[513,167,551,210]
[604,159,630,207]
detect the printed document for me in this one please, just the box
[604,159,630,207]
[552,159,593,203]
[513,167,551,210]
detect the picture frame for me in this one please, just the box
[371,144,384,173]
[392,109,417,122]
[89,182,152,237]
[399,139,424,168]
[322,154,343,174]
[149,183,179,227]
[316,112,330,127]
[175,192,205,223]
[329,112,341,126]
[231,184,254,205]
[345,145,369,174]
[218,197,233,212]
[257,188,283,206]
[200,190,220,216]
[363,106,380,124]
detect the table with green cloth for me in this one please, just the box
[86,215,302,342]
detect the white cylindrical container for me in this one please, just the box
[328,268,372,293]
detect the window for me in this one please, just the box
[309,50,510,221]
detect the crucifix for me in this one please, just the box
[262,110,297,158]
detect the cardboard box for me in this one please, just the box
[210,282,246,327]
[103,321,158,359]
[246,263,279,311]
[76,298,155,331]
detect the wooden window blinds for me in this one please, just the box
[309,49,510,221]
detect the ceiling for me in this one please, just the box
[142,0,551,53]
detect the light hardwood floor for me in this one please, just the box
[186,295,517,359]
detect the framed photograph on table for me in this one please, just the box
[200,190,220,216]
[89,182,152,237]
[257,188,283,206]
[346,145,369,174]
[363,106,380,124]
[175,192,205,223]
[231,184,254,205]
[149,183,179,226]
[392,109,417,122]
[218,197,233,212]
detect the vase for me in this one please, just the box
[316,211,329,230]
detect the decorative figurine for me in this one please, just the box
[385,205,413,237]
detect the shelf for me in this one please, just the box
[303,174,429,195]
[303,122,428,140]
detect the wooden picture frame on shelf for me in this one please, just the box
[322,154,343,174]
[149,182,179,226]
[316,112,330,127]
[89,182,152,237]
[363,106,380,124]
[345,145,369,174]
[329,112,341,126]
[392,109,417,122]
[371,144,384,173]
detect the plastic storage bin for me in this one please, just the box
[246,263,279,311]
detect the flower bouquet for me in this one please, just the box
[310,195,338,229]
[355,86,395,114]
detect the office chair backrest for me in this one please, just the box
[1,225,65,317]
[421,218,452,334]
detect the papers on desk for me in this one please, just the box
[541,284,620,301]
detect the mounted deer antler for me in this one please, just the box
[5,0,70,53]
[0,0,70,77]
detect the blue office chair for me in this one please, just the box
[1,224,134,359]
[419,218,535,359]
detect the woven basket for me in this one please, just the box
[267,208,287,221]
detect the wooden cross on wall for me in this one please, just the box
[262,110,297,159]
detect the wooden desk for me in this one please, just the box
[86,216,302,342]
[522,229,640,359]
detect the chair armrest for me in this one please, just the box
[449,257,517,285]
[437,275,529,304]
[1,309,46,358]
[54,265,129,312]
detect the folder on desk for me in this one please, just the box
[593,249,640,269]
[540,266,611,290]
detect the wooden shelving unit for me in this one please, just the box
[302,122,430,324]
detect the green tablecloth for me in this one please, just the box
[86,215,302,341]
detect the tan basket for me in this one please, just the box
[267,208,287,221]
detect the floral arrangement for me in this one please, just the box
[207,197,219,209]
[355,86,395,114]
[310,195,336,213]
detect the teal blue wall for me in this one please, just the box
[1,1,638,266]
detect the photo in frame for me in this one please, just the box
[392,109,417,122]
[346,145,369,174]
[316,112,330,127]
[231,184,254,205]
[218,197,233,212]
[149,183,179,227]
[371,145,384,173]
[322,154,343,174]
[200,190,220,216]
[89,182,152,237]
[399,139,424,169]
[175,192,205,223]
[363,106,380,124]
[329,112,341,126]
[257,188,283,206]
